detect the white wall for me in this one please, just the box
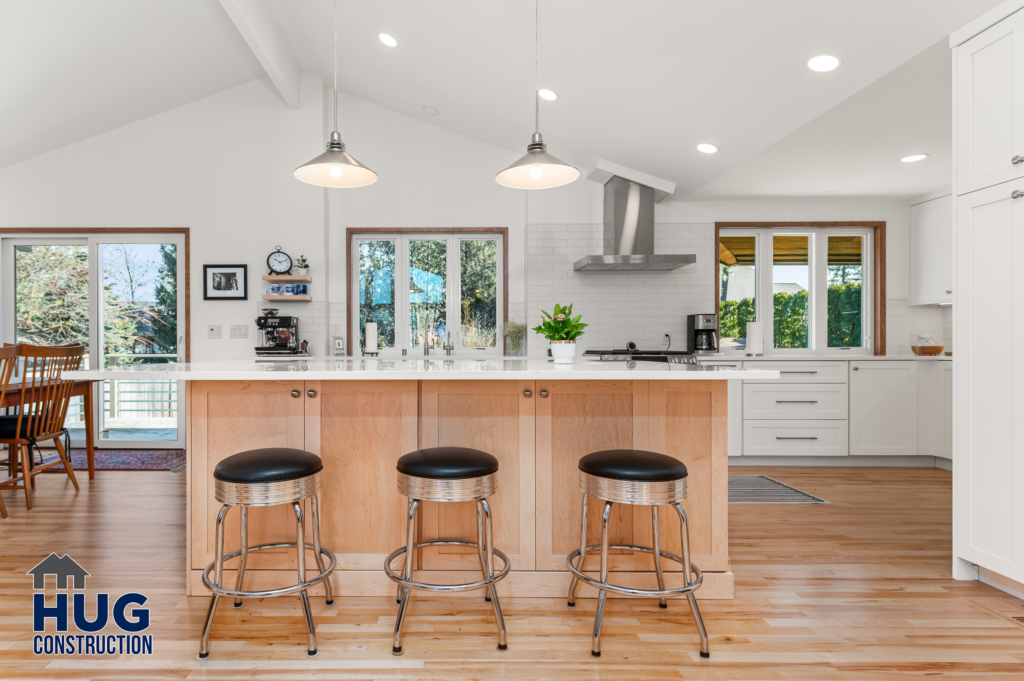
[0,74,327,361]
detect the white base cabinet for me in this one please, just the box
[743,420,849,457]
[849,361,918,457]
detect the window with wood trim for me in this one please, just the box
[717,223,885,356]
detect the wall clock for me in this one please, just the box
[267,246,293,275]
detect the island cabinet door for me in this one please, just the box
[190,380,307,573]
[418,380,536,571]
[306,381,418,570]
[536,380,649,572]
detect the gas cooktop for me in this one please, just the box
[583,348,698,364]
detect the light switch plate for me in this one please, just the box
[229,325,248,339]
[207,325,222,340]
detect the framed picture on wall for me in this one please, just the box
[203,264,247,300]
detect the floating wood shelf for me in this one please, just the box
[262,274,312,283]
[262,295,312,302]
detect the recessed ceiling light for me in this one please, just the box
[421,105,439,116]
[538,89,558,101]
[807,54,842,72]
[901,154,929,163]
[378,33,398,47]
[696,143,720,154]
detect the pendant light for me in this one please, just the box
[495,0,579,189]
[294,0,377,188]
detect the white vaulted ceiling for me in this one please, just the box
[1,0,1007,198]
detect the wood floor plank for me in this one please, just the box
[1,466,1023,679]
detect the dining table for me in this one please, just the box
[2,378,98,480]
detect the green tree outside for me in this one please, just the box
[720,284,862,348]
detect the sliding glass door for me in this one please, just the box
[1,234,186,449]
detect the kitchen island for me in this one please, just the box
[67,358,779,600]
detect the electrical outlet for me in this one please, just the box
[207,325,222,340]
[331,325,340,336]
[229,325,248,339]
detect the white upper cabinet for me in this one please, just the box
[910,196,952,305]
[956,9,1024,195]
[953,178,1024,580]
[849,361,918,457]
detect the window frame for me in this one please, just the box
[347,228,507,357]
[716,222,885,357]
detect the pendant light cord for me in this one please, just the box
[333,0,338,132]
[534,0,539,134]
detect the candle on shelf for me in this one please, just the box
[364,322,377,353]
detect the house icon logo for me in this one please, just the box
[28,553,153,656]
[27,553,90,590]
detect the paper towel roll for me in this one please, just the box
[746,321,764,356]
[364,322,377,352]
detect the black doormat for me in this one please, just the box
[728,475,828,503]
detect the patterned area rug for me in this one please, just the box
[31,449,186,472]
[728,475,828,503]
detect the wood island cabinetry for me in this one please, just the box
[185,378,733,599]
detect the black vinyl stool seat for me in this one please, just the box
[397,446,499,479]
[214,448,323,484]
[385,446,508,655]
[579,449,688,482]
[568,448,709,659]
[199,447,335,661]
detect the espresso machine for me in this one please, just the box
[255,313,301,356]
[686,313,719,355]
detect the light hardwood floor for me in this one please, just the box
[2,467,1024,680]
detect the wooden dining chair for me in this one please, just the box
[0,345,19,519]
[0,344,85,512]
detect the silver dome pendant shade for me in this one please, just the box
[496,1,578,190]
[294,1,377,189]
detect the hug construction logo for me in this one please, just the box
[28,553,153,656]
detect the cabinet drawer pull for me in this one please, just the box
[1013,155,1024,164]
[1013,190,1024,199]
[775,400,818,403]
[852,366,859,371]
[290,389,300,398]
[539,389,549,398]
[776,436,818,440]
[945,289,952,294]
[523,389,533,398]
[780,370,818,374]
[307,389,317,398]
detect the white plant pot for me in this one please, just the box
[550,340,576,364]
[296,268,309,277]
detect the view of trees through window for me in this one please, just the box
[460,240,497,348]
[719,231,865,350]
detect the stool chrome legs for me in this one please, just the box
[567,493,589,607]
[566,498,710,659]
[387,493,508,656]
[198,493,335,660]
[392,498,419,655]
[233,507,248,609]
[477,499,507,649]
[675,503,709,657]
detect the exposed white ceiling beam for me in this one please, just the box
[217,0,301,109]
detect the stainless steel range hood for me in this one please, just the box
[573,176,696,271]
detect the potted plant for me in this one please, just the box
[503,320,527,357]
[295,256,309,277]
[532,303,587,364]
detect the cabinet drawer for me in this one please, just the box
[743,420,849,457]
[742,361,848,384]
[743,383,849,420]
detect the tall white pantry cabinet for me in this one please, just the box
[952,1,1024,583]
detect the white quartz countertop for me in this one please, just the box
[700,354,952,362]
[65,357,781,381]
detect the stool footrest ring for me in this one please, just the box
[202,542,336,599]
[566,543,703,598]
[385,540,510,592]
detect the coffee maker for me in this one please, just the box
[255,314,300,356]
[686,314,719,355]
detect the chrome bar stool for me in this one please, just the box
[566,449,709,658]
[198,448,336,660]
[384,446,510,656]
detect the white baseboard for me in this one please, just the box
[980,567,1024,599]
[728,455,950,468]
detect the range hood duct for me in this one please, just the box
[573,176,696,271]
